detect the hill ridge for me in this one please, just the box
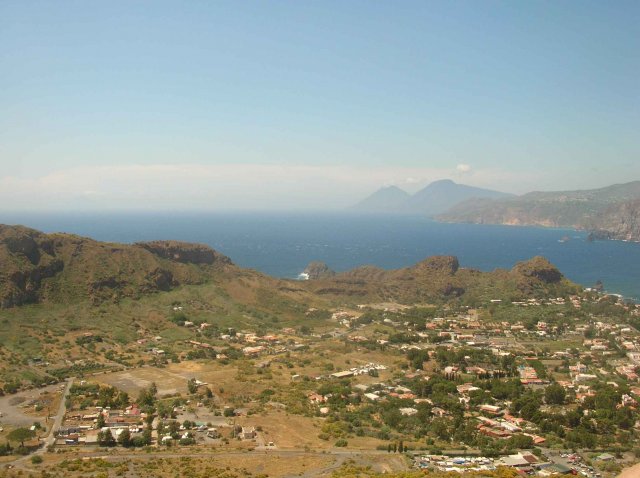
[1,224,579,309]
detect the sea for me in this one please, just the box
[2,211,639,302]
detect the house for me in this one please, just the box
[478,427,511,439]
[597,453,615,461]
[457,383,480,394]
[501,454,530,468]
[399,407,418,416]
[331,370,354,379]
[241,426,256,440]
[478,404,503,416]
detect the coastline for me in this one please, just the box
[2,212,640,300]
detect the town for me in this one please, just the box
[2,287,640,477]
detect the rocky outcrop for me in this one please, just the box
[512,256,563,284]
[301,261,336,280]
[302,252,576,303]
[412,256,459,275]
[586,199,640,242]
[136,241,232,265]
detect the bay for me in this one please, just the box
[2,211,639,301]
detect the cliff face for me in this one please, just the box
[586,199,640,242]
[437,181,640,241]
[0,225,233,308]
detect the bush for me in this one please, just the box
[334,439,348,447]
[31,455,43,464]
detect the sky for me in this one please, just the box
[1,0,639,211]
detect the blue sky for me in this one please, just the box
[1,1,638,210]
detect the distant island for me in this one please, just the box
[352,179,512,216]
[353,180,640,243]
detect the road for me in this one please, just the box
[41,377,74,449]
[9,378,73,471]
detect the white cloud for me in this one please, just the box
[0,163,437,211]
[456,163,472,174]
[0,163,545,211]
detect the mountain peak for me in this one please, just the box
[352,179,511,216]
[351,185,411,213]
[430,179,456,185]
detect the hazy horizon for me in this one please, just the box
[2,1,638,211]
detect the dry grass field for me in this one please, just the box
[97,367,191,396]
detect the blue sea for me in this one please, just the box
[2,212,639,301]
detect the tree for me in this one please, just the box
[545,383,566,405]
[142,426,152,446]
[117,428,131,447]
[508,434,534,449]
[138,383,158,408]
[7,428,35,447]
[96,413,106,429]
[187,378,198,395]
[97,429,116,447]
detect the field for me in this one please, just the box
[97,367,193,397]
[0,383,64,428]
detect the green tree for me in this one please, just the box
[7,428,35,447]
[97,429,116,447]
[117,428,131,447]
[96,413,106,428]
[142,426,152,446]
[545,383,566,405]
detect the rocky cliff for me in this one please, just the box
[301,261,336,280]
[0,225,233,308]
[437,181,640,241]
[585,199,640,242]
[136,240,232,265]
